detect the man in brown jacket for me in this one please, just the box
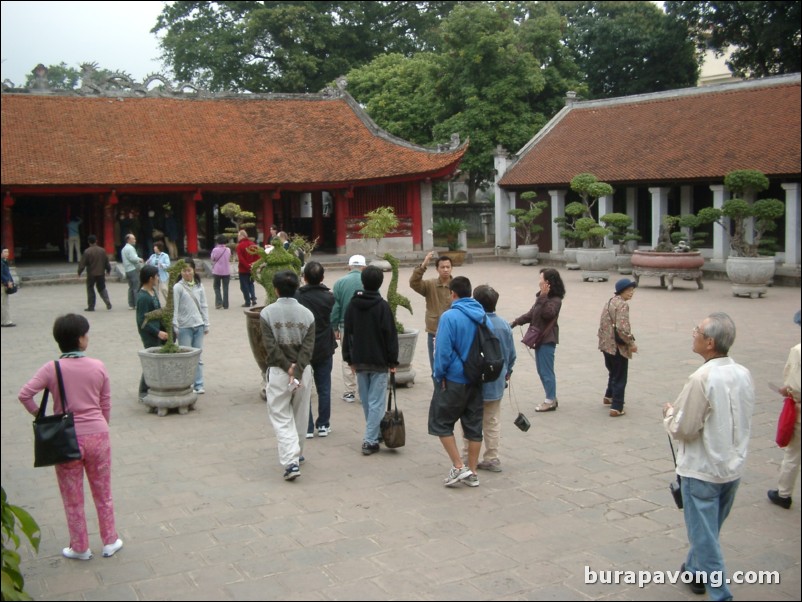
[77,234,112,311]
[409,251,453,382]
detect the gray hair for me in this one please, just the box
[702,312,736,354]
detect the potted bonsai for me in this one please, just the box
[600,212,640,274]
[138,259,202,416]
[508,191,547,265]
[432,216,468,266]
[359,206,399,271]
[568,173,615,281]
[698,169,785,298]
[631,215,707,291]
[360,207,418,386]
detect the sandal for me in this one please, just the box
[603,397,612,405]
[535,399,558,412]
[609,409,626,417]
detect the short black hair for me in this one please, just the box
[361,265,384,291]
[87,234,97,245]
[140,264,159,286]
[449,276,472,299]
[303,261,325,286]
[473,284,499,313]
[154,241,165,253]
[182,257,201,284]
[52,313,89,353]
[273,270,299,297]
[436,255,452,268]
[215,234,227,245]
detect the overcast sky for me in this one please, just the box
[1,0,168,86]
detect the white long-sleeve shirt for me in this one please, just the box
[172,280,209,330]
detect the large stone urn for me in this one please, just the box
[631,251,704,291]
[245,305,268,399]
[725,256,776,298]
[138,347,201,416]
[516,244,539,266]
[576,248,616,282]
[563,248,580,270]
[395,329,419,387]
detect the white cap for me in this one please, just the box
[348,254,367,267]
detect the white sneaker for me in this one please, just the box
[194,387,205,394]
[63,547,93,560]
[305,431,314,439]
[317,426,330,437]
[342,392,356,403]
[102,538,123,557]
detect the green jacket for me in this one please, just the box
[331,269,363,330]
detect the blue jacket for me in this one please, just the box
[482,313,516,402]
[434,297,493,385]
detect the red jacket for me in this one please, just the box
[236,238,258,275]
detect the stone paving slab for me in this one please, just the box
[1,261,800,600]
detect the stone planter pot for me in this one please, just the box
[444,250,466,266]
[576,248,616,282]
[138,346,201,416]
[245,305,268,399]
[615,253,633,275]
[516,244,539,266]
[563,248,580,270]
[631,251,704,291]
[395,328,419,387]
[726,256,776,298]
[369,258,392,272]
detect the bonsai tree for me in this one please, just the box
[698,169,785,257]
[508,191,547,246]
[142,259,186,353]
[600,213,640,254]
[249,243,302,305]
[220,202,256,241]
[433,217,468,251]
[557,173,614,248]
[384,252,413,334]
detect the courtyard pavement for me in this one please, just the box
[1,260,800,601]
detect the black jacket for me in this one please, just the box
[343,290,398,370]
[296,283,336,364]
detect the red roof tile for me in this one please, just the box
[500,75,801,188]
[1,94,466,189]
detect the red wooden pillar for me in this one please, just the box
[185,190,200,255]
[410,182,422,249]
[3,191,15,260]
[335,190,348,253]
[103,190,118,256]
[312,191,324,244]
[261,192,274,238]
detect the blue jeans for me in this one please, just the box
[357,371,388,445]
[177,325,204,388]
[307,356,333,432]
[603,351,628,411]
[213,275,229,309]
[535,343,557,400]
[238,273,255,305]
[681,476,739,601]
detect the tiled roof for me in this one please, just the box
[1,94,466,188]
[500,75,801,188]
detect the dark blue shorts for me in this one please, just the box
[428,380,483,441]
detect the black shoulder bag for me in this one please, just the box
[33,361,82,467]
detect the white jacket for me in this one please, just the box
[172,280,209,330]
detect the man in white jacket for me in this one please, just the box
[663,312,755,601]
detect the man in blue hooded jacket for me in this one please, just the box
[428,275,493,488]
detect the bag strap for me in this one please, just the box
[54,360,70,413]
[507,379,521,414]
[35,388,51,420]
[386,372,398,414]
[667,434,678,467]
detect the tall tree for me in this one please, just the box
[557,1,698,99]
[153,1,461,93]
[665,1,801,78]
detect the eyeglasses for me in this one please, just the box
[692,325,708,338]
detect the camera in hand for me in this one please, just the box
[514,412,531,432]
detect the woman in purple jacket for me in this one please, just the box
[19,313,123,560]
[210,234,232,309]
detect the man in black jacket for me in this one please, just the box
[343,266,398,455]
[78,234,112,311]
[297,261,336,438]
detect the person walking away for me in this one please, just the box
[409,251,453,383]
[210,234,232,309]
[510,268,565,412]
[1,247,16,327]
[18,313,123,560]
[663,312,754,600]
[78,235,112,311]
[342,266,399,455]
[236,230,258,307]
[331,255,367,402]
[470,285,516,472]
[260,271,315,481]
[121,234,143,310]
[173,258,209,394]
[66,215,83,263]
[146,241,171,303]
[297,261,336,439]
[429,276,488,487]
[598,278,638,417]
[768,309,802,509]
[136,265,168,402]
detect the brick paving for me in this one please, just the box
[1,260,799,600]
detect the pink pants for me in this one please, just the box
[55,432,117,552]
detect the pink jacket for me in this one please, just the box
[19,358,111,436]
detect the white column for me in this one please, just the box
[710,184,730,263]
[648,187,670,249]
[493,147,512,249]
[420,180,434,251]
[548,189,567,253]
[626,187,638,248]
[598,194,614,248]
[781,182,801,268]
[680,185,693,242]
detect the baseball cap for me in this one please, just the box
[348,254,367,267]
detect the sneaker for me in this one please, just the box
[62,547,93,560]
[443,465,472,487]
[317,426,330,437]
[361,442,380,455]
[102,538,123,557]
[680,563,706,595]
[768,489,792,509]
[299,455,305,464]
[609,409,626,417]
[283,464,301,481]
[462,472,480,487]
[477,459,502,472]
[84,307,95,312]
[342,392,356,403]
[106,303,112,310]
[306,431,314,439]
[194,387,205,394]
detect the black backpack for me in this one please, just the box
[462,315,504,385]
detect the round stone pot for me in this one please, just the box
[444,250,466,266]
[563,248,580,270]
[576,248,616,282]
[244,305,268,399]
[726,256,776,298]
[616,253,633,274]
[395,328,419,387]
[138,346,201,416]
[631,251,705,291]
[516,244,539,266]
